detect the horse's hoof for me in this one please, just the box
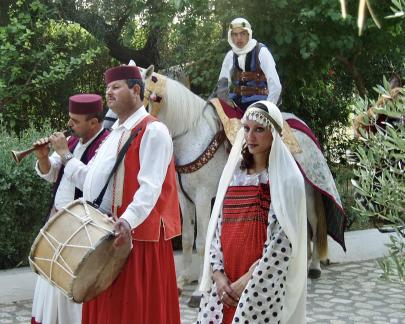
[321,258,330,266]
[308,268,321,279]
[177,275,187,290]
[187,295,202,308]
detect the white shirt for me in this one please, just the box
[64,107,173,229]
[218,45,282,104]
[35,129,105,210]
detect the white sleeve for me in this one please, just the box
[218,51,234,82]
[259,47,282,104]
[120,122,173,229]
[35,152,62,183]
[63,157,90,191]
[210,213,224,273]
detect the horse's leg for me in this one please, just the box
[307,184,328,279]
[306,184,319,278]
[187,195,212,308]
[177,191,196,294]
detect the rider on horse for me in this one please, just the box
[212,17,282,112]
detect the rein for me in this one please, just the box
[175,130,226,174]
[144,74,226,173]
[176,130,226,205]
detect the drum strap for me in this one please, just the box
[90,127,142,209]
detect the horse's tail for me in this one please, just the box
[315,191,328,260]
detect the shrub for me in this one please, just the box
[0,122,53,269]
[331,165,362,230]
[351,80,405,282]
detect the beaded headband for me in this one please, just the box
[241,107,283,135]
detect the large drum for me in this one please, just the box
[29,199,131,303]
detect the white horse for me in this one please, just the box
[134,66,346,307]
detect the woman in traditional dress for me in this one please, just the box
[197,100,307,324]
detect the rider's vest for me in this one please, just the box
[229,42,269,109]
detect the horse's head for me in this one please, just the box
[141,65,167,117]
[138,62,212,138]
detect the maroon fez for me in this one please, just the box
[69,94,103,114]
[104,65,142,84]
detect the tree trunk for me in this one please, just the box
[45,0,165,68]
[336,53,367,98]
[0,0,10,26]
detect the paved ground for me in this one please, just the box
[1,259,404,323]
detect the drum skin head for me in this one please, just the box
[29,200,131,303]
[72,234,131,302]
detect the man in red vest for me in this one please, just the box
[51,65,182,323]
[32,94,109,324]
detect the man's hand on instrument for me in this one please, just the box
[49,132,70,157]
[113,218,132,248]
[33,137,50,160]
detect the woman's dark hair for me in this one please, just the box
[240,102,271,171]
[127,78,145,100]
[240,143,254,170]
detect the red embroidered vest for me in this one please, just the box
[115,115,181,241]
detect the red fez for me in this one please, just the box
[69,94,103,114]
[104,65,142,84]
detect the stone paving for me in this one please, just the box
[1,259,404,323]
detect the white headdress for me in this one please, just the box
[228,17,257,66]
[200,100,307,323]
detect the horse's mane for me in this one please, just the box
[157,74,218,137]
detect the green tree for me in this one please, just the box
[157,1,401,164]
[0,0,112,134]
[40,0,179,67]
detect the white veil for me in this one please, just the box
[200,101,307,323]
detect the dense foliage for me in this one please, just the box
[352,81,405,282]
[1,0,404,152]
[0,0,113,134]
[0,122,53,269]
[166,0,405,162]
